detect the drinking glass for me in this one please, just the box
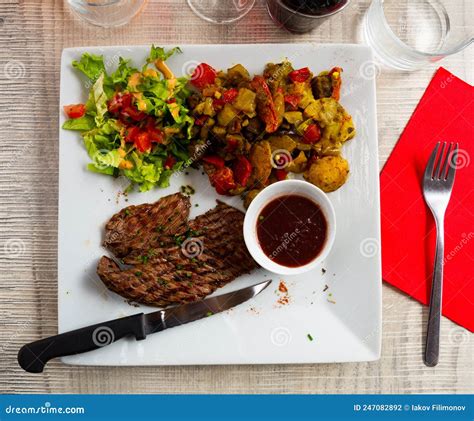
[187,0,255,24]
[266,0,351,33]
[363,0,474,71]
[67,0,147,28]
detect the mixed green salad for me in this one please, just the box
[62,46,193,192]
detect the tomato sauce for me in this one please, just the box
[256,195,327,267]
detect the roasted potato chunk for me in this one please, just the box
[339,115,356,143]
[233,88,256,117]
[267,135,297,153]
[287,150,307,174]
[304,97,343,127]
[248,141,272,188]
[304,156,349,192]
[227,64,250,84]
[217,103,238,126]
[283,111,303,125]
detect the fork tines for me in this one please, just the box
[424,142,459,182]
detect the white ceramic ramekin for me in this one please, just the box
[243,180,336,275]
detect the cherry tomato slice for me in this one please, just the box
[134,131,151,153]
[164,155,177,170]
[63,104,86,119]
[124,126,140,143]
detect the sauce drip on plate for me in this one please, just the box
[256,194,327,268]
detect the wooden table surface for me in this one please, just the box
[0,0,472,394]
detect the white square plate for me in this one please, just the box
[58,44,381,365]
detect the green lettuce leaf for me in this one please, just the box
[110,57,138,87]
[72,53,106,81]
[87,163,115,175]
[147,45,182,63]
[62,115,96,131]
[85,73,109,125]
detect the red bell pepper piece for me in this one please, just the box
[233,156,252,187]
[302,123,321,144]
[202,155,225,168]
[225,136,239,153]
[212,98,224,110]
[222,88,238,103]
[250,76,279,133]
[288,67,311,83]
[275,169,288,181]
[190,63,217,90]
[63,104,86,119]
[284,94,300,109]
[194,115,209,126]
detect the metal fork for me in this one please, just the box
[422,142,458,367]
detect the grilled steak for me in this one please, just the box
[97,200,257,307]
[103,192,190,258]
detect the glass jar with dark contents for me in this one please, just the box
[266,0,350,33]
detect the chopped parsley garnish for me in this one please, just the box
[140,255,149,264]
[180,185,195,195]
[135,271,142,277]
[206,311,213,317]
[124,209,131,216]
[155,225,164,232]
[307,334,313,341]
[176,264,183,270]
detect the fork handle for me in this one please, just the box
[424,217,444,367]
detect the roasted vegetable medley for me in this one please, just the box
[187,61,356,205]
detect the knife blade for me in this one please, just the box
[18,280,271,373]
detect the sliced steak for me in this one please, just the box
[97,201,257,307]
[103,192,190,258]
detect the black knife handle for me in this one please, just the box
[18,313,147,373]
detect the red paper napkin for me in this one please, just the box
[381,67,474,332]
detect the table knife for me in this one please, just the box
[18,280,271,373]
